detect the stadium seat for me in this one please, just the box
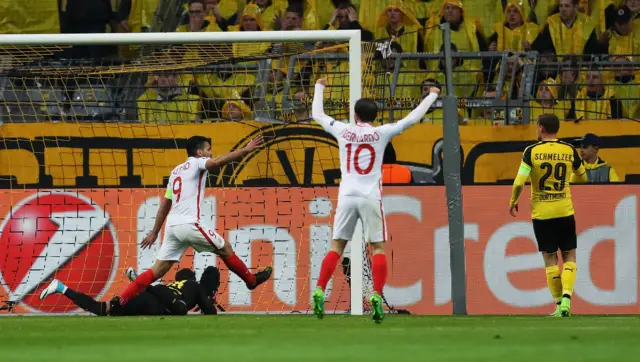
[70,86,116,121]
[1,88,46,122]
[40,87,66,118]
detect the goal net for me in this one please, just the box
[0,30,404,316]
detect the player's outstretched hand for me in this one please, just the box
[509,204,518,217]
[141,231,159,249]
[429,87,440,96]
[316,78,328,86]
[245,135,264,152]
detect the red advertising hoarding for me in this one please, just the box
[0,185,638,314]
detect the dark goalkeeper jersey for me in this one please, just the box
[165,279,217,314]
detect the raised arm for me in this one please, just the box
[385,88,440,136]
[204,135,264,171]
[569,147,588,184]
[399,89,440,128]
[312,79,339,133]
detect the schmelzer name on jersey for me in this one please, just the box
[538,193,567,202]
[342,130,380,143]
[534,153,573,162]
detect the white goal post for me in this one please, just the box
[0,30,365,315]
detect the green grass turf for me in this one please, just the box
[1,315,639,361]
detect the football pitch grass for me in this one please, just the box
[1,315,639,361]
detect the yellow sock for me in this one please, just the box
[561,261,577,297]
[545,265,563,303]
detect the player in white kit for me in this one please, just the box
[112,135,272,311]
[311,78,440,323]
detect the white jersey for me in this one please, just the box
[312,83,438,200]
[165,157,209,226]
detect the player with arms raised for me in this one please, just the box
[509,114,587,317]
[311,78,440,323]
[111,135,272,311]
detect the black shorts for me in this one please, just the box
[532,215,577,253]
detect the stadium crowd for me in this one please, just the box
[1,0,640,125]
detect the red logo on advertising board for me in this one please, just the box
[0,192,117,313]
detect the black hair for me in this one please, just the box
[332,0,351,7]
[175,268,196,281]
[200,266,221,297]
[354,98,378,122]
[186,135,211,157]
[286,4,304,17]
[336,1,356,10]
[537,113,560,134]
[422,78,441,89]
[188,0,204,7]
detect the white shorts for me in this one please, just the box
[156,223,225,261]
[332,196,387,243]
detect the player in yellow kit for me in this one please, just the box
[509,114,588,317]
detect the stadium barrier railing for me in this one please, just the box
[5,51,640,125]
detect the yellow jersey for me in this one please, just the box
[516,140,586,220]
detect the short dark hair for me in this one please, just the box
[186,135,211,157]
[337,2,356,11]
[286,4,303,17]
[175,268,196,281]
[188,0,204,7]
[199,266,221,296]
[422,78,441,89]
[355,98,378,122]
[537,114,560,134]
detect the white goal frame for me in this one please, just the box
[0,30,365,315]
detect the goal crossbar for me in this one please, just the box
[0,29,364,315]
[0,30,361,46]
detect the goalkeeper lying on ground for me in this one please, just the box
[39,266,221,316]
